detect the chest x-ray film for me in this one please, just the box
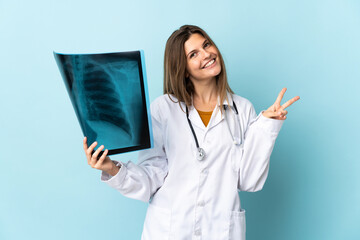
[54,51,153,155]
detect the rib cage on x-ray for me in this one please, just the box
[55,52,148,152]
[76,58,132,139]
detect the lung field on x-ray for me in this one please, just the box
[82,63,131,135]
[63,53,144,150]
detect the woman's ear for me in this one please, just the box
[185,72,189,78]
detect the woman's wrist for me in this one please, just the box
[107,164,120,176]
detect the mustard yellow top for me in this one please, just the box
[197,109,213,127]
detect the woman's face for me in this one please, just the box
[184,33,221,83]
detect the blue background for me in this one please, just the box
[1,0,359,239]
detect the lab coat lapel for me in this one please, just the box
[206,105,222,130]
[188,105,206,130]
[207,92,233,130]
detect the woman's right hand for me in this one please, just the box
[83,137,120,176]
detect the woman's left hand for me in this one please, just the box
[262,88,300,120]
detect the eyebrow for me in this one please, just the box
[186,39,209,58]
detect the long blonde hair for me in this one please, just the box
[163,25,233,110]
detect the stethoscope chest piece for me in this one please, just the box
[197,148,206,161]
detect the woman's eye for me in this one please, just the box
[190,52,197,58]
[204,42,211,48]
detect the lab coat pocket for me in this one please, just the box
[142,204,171,240]
[229,209,246,240]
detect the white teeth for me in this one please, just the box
[204,59,215,68]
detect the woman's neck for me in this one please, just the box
[192,78,218,111]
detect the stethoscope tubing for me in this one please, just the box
[186,108,200,148]
[186,101,241,161]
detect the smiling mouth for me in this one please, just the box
[202,58,216,69]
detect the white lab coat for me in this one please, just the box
[101,92,284,240]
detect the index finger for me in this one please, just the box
[281,96,300,109]
[83,137,88,151]
[274,88,287,106]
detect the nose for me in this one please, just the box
[201,48,211,59]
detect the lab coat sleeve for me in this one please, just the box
[100,101,168,202]
[238,103,284,192]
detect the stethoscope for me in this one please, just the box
[186,101,242,161]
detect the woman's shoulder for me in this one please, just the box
[230,93,258,123]
[151,94,181,109]
[231,93,251,104]
[150,94,183,120]
[230,93,255,112]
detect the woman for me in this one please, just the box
[84,25,299,240]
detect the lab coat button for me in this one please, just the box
[194,229,201,236]
[201,169,208,174]
[198,201,205,207]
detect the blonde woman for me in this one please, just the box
[84,25,299,240]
